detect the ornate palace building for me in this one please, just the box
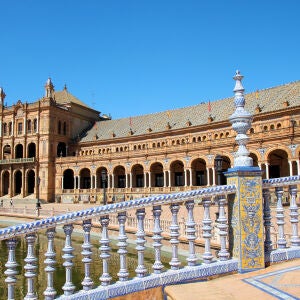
[0,75,299,203]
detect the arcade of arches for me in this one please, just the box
[1,77,299,203]
[0,142,37,197]
[59,148,300,203]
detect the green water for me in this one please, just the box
[0,231,162,299]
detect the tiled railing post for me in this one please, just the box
[81,219,93,290]
[24,233,37,300]
[152,205,163,274]
[169,203,181,270]
[44,228,57,300]
[135,208,147,278]
[275,187,287,249]
[227,70,265,272]
[5,238,19,300]
[263,189,273,253]
[117,211,129,281]
[185,200,197,266]
[226,169,264,272]
[289,185,300,246]
[99,215,112,286]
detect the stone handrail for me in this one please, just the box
[0,184,235,240]
[263,175,300,187]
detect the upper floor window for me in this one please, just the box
[58,121,61,134]
[3,123,7,136]
[27,120,32,133]
[8,122,12,135]
[17,122,23,135]
[33,119,38,133]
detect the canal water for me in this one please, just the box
[0,230,168,299]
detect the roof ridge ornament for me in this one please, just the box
[229,70,253,168]
[0,87,6,106]
[45,78,54,98]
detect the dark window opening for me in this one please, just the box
[155,173,164,187]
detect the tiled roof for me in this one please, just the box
[54,89,92,109]
[80,80,300,142]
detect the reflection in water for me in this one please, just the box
[0,231,160,299]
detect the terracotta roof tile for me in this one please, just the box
[80,80,300,142]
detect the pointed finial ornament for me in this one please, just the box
[229,70,253,167]
[45,78,54,98]
[0,87,6,105]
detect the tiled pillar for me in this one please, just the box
[226,167,264,273]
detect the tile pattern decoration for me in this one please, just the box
[243,266,300,299]
[62,260,239,300]
[227,172,264,272]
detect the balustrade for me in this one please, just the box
[0,177,299,299]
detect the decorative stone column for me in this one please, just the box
[226,70,264,273]
[206,167,210,186]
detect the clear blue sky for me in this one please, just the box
[1,1,299,119]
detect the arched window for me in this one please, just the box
[28,143,36,158]
[63,169,74,189]
[63,122,67,135]
[57,142,67,157]
[15,144,23,159]
[3,145,11,159]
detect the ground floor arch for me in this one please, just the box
[14,170,22,195]
[27,169,35,194]
[2,171,9,196]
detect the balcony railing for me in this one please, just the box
[0,157,35,164]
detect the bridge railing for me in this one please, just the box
[262,176,300,258]
[0,176,299,299]
[0,185,236,299]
